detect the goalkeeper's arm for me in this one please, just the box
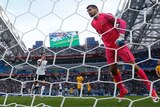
[115,18,127,46]
[103,13,127,46]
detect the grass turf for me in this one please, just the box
[0,96,159,107]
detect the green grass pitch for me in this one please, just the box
[0,96,159,107]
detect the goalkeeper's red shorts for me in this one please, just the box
[105,45,135,64]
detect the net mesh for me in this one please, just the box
[0,0,160,107]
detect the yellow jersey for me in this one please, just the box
[70,87,73,94]
[76,76,83,83]
[76,76,83,89]
[156,65,160,76]
[87,83,91,92]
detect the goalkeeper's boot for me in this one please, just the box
[152,90,159,103]
[118,87,128,102]
[118,87,128,98]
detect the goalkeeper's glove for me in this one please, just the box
[115,34,125,46]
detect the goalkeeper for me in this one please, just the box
[86,4,159,102]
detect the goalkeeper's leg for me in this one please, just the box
[110,64,128,98]
[135,65,159,103]
[118,46,159,103]
[106,49,128,99]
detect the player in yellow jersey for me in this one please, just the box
[87,82,91,96]
[69,87,74,96]
[155,60,160,77]
[76,73,84,95]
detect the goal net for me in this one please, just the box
[0,0,159,107]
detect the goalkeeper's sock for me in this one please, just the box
[136,68,158,97]
[113,72,124,89]
[113,71,128,98]
[41,86,45,96]
[136,68,149,85]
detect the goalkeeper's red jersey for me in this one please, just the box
[91,13,126,48]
